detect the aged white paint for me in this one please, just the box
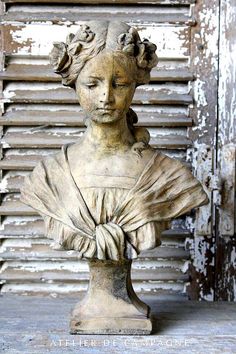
[198,6,219,72]
[8,4,190,16]
[217,1,236,241]
[9,24,189,58]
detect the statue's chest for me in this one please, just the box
[69,151,145,180]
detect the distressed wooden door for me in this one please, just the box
[0,0,235,300]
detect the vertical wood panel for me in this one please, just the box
[187,0,219,300]
[216,0,236,301]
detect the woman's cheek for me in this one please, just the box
[78,89,94,112]
[85,102,96,114]
[119,88,135,109]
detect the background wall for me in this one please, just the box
[0,0,235,300]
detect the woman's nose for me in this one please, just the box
[100,84,115,105]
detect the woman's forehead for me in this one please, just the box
[79,51,136,79]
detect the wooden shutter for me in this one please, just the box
[1,0,234,300]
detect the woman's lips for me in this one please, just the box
[97,108,115,113]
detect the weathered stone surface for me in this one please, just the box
[70,260,152,334]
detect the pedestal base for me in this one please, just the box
[70,259,152,335]
[70,317,152,335]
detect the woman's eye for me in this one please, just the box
[85,82,97,89]
[113,82,129,88]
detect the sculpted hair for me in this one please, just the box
[49,21,158,88]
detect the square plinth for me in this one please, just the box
[70,315,152,335]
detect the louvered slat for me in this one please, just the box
[2,0,196,5]
[2,24,190,58]
[3,83,192,105]
[0,149,187,171]
[1,4,195,25]
[0,238,190,260]
[0,216,190,238]
[0,65,194,82]
[0,109,192,127]
[1,266,189,282]
[1,132,191,150]
[0,283,186,297]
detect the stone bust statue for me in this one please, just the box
[21,21,208,335]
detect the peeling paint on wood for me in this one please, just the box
[2,24,190,58]
[215,0,236,301]
[1,4,195,25]
[219,144,235,236]
[187,0,219,300]
[0,63,194,82]
[2,82,192,105]
[3,0,196,3]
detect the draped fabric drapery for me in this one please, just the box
[21,145,208,260]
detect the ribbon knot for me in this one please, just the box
[95,222,138,261]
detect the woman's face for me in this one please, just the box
[75,50,136,124]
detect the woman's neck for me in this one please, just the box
[83,115,135,152]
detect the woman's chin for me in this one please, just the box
[90,113,122,124]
